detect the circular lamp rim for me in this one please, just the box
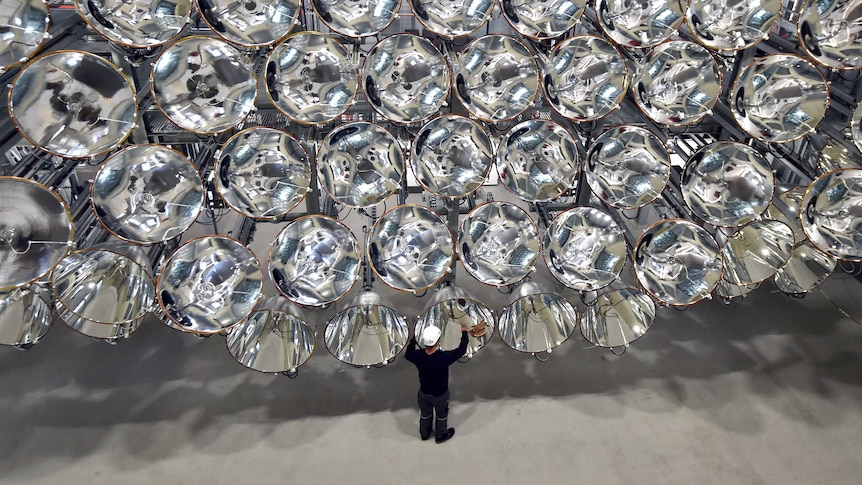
[195,0,298,48]
[308,0,402,38]
[73,0,190,49]
[324,296,409,365]
[796,0,861,71]
[407,0,493,38]
[498,291,579,353]
[683,1,781,52]
[0,286,54,347]
[799,167,862,261]
[499,0,585,40]
[1,0,51,71]
[580,286,655,349]
[225,310,317,374]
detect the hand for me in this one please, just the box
[468,321,487,338]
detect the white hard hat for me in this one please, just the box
[421,326,442,347]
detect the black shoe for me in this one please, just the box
[435,428,455,444]
[421,433,432,441]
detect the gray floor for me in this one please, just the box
[2,271,862,485]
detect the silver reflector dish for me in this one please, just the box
[408,0,494,38]
[0,287,52,347]
[0,0,49,71]
[197,0,299,47]
[719,219,795,285]
[215,127,310,220]
[498,281,578,353]
[269,215,361,306]
[798,0,862,69]
[458,201,539,286]
[543,206,626,291]
[9,50,137,158]
[368,204,454,292]
[773,241,837,294]
[581,288,655,348]
[158,236,263,334]
[800,168,862,261]
[91,145,204,244]
[686,0,780,51]
[633,219,723,306]
[415,286,495,357]
[585,125,670,209]
[496,119,579,202]
[596,0,685,48]
[75,0,191,48]
[310,0,400,37]
[324,291,409,366]
[500,0,584,39]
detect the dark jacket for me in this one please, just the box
[405,331,469,397]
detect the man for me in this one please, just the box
[404,322,486,444]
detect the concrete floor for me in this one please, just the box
[2,271,862,485]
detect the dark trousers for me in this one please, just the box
[418,389,449,439]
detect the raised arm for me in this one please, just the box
[445,329,469,365]
[404,336,419,363]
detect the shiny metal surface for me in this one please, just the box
[798,0,862,69]
[265,32,357,124]
[714,279,760,299]
[408,0,493,37]
[215,127,310,220]
[596,0,685,48]
[0,177,74,290]
[681,141,775,227]
[0,0,49,72]
[411,115,494,198]
[9,51,137,158]
[52,245,154,325]
[543,35,628,122]
[151,36,256,134]
[226,296,315,373]
[368,204,454,291]
[415,286,495,357]
[686,0,780,51]
[316,122,404,208]
[324,291,409,366]
[800,169,862,261]
[585,125,670,209]
[0,287,52,346]
[817,140,862,174]
[453,35,539,122]
[496,119,578,202]
[363,34,450,124]
[458,202,539,286]
[197,0,299,47]
[731,54,829,143]
[310,0,399,37]
[500,0,584,39]
[851,103,862,154]
[633,219,723,306]
[773,241,837,294]
[543,206,626,291]
[57,303,142,340]
[498,281,578,353]
[582,288,655,348]
[632,40,721,126]
[719,219,794,285]
[91,145,204,244]
[158,236,263,334]
[765,185,807,242]
[269,215,361,306]
[75,0,190,48]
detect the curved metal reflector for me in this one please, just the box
[226,296,315,373]
[265,32,357,124]
[731,54,829,143]
[416,286,495,357]
[496,119,579,202]
[158,236,263,334]
[719,219,794,285]
[9,51,137,158]
[411,115,494,198]
[582,288,655,348]
[633,40,721,126]
[544,206,626,291]
[453,35,539,122]
[851,103,862,154]
[269,215,361,306]
[634,219,723,306]
[714,279,759,299]
[0,0,49,72]
[765,185,806,242]
[773,241,837,294]
[596,0,685,48]
[316,122,404,208]
[0,177,73,290]
[408,0,493,38]
[817,141,862,175]
[324,291,409,366]
[499,281,578,353]
[681,141,775,227]
[458,202,539,286]
[585,125,670,209]
[197,0,299,47]
[363,34,450,124]
[215,127,310,220]
[686,0,780,51]
[798,0,862,70]
[52,244,154,329]
[500,0,584,39]
[0,286,52,346]
[800,168,862,261]
[91,145,204,244]
[310,0,399,37]
[368,204,454,292]
[151,36,256,134]
[75,0,190,48]
[544,34,628,122]
[57,304,143,340]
